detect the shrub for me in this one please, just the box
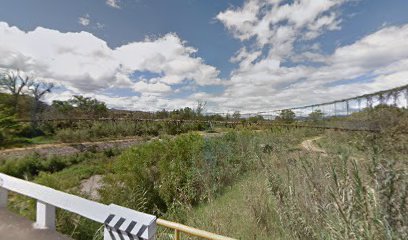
[0,152,106,179]
[99,131,262,221]
[0,105,22,146]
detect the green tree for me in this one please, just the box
[232,111,241,120]
[55,95,108,118]
[309,109,324,123]
[171,107,196,120]
[248,115,264,123]
[52,100,74,113]
[208,114,224,121]
[0,105,21,146]
[278,109,296,123]
[155,109,169,119]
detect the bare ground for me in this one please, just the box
[79,175,103,200]
[0,131,230,160]
[0,137,148,159]
[301,136,327,156]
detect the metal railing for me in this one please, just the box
[157,218,235,240]
[0,173,236,240]
[0,173,156,239]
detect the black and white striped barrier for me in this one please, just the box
[103,204,156,240]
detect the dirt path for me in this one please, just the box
[0,137,148,159]
[0,130,258,160]
[301,136,327,156]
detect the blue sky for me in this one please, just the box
[1,0,408,112]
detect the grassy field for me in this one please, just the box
[1,107,407,240]
[185,129,407,239]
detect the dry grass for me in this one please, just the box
[186,125,407,239]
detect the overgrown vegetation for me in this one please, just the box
[1,72,407,240]
[3,114,407,239]
[185,111,408,239]
[0,105,22,146]
[53,120,211,142]
[0,149,121,180]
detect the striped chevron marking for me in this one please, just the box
[104,214,148,240]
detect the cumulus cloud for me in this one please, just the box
[214,0,408,112]
[0,22,221,99]
[106,0,121,9]
[114,34,221,86]
[1,0,408,113]
[217,0,345,59]
[215,24,408,112]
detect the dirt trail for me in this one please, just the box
[301,136,327,156]
[0,137,147,159]
[0,131,229,159]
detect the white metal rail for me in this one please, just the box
[0,173,156,240]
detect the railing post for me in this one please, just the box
[103,204,156,240]
[174,229,180,240]
[0,187,8,208]
[34,201,56,230]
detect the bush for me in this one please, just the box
[99,131,262,221]
[53,120,211,142]
[0,105,22,146]
[0,152,106,179]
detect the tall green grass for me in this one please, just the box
[186,128,407,239]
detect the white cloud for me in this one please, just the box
[96,22,105,29]
[217,0,345,59]
[213,24,408,112]
[215,0,408,112]
[0,22,221,99]
[2,0,408,113]
[114,34,221,86]
[106,0,121,9]
[39,19,408,113]
[78,14,91,26]
[133,81,172,94]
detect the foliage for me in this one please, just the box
[0,105,22,146]
[53,120,210,142]
[169,107,197,120]
[0,70,33,113]
[185,128,407,239]
[0,151,118,179]
[308,109,324,123]
[3,108,407,240]
[51,95,108,119]
[232,111,241,120]
[30,81,54,127]
[99,131,264,221]
[0,70,52,121]
[248,115,264,123]
[277,109,296,123]
[324,104,408,131]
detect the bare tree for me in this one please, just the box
[30,81,54,126]
[195,100,207,118]
[0,70,33,112]
[232,111,241,120]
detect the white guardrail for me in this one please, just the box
[0,173,156,240]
